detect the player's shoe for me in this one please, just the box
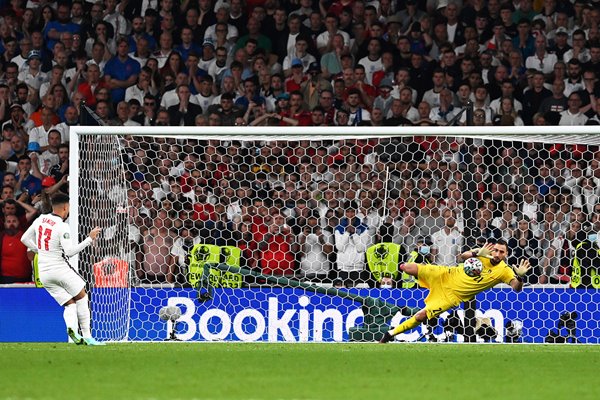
[67,328,85,345]
[83,337,105,346]
[379,331,394,344]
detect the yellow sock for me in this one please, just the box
[390,316,421,336]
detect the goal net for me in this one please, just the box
[70,126,600,343]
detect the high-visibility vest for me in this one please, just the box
[33,254,43,288]
[93,258,129,288]
[404,250,432,289]
[366,243,401,282]
[188,244,243,288]
[571,241,600,289]
[219,246,242,288]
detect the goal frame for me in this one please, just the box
[68,125,600,342]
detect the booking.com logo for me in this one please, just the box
[165,296,505,342]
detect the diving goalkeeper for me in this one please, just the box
[380,240,530,343]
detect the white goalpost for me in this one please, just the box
[70,125,600,343]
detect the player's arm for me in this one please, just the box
[21,219,39,252]
[509,259,531,292]
[461,243,495,260]
[59,224,102,257]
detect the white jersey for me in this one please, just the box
[21,213,92,273]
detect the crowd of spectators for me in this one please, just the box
[1,0,600,286]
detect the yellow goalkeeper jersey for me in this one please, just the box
[445,257,516,302]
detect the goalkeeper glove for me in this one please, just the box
[512,259,531,277]
[469,247,493,259]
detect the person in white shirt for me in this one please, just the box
[298,214,333,281]
[334,201,371,287]
[559,92,589,125]
[431,208,463,266]
[204,7,239,43]
[317,14,350,54]
[282,36,316,76]
[21,193,104,345]
[358,38,383,85]
[525,34,558,75]
[563,29,591,63]
[17,50,47,91]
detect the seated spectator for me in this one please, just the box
[297,213,334,281]
[508,215,542,283]
[0,198,37,229]
[259,213,295,276]
[559,92,589,125]
[431,208,464,266]
[235,78,265,111]
[0,214,32,283]
[104,37,141,103]
[167,85,203,126]
[493,97,524,126]
[137,215,175,284]
[429,88,458,125]
[334,200,370,287]
[283,36,316,77]
[207,92,245,126]
[17,50,47,92]
[15,155,42,197]
[301,62,332,111]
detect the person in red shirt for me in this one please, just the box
[0,214,32,283]
[259,213,296,276]
[282,91,312,126]
[284,61,307,93]
[192,187,216,222]
[76,63,107,107]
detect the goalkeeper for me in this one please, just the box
[380,239,530,343]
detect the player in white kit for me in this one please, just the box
[21,193,104,346]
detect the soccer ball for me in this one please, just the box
[159,305,182,321]
[463,257,483,277]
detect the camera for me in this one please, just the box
[505,320,523,343]
[475,317,497,342]
[545,311,580,343]
[183,237,194,251]
[558,311,578,333]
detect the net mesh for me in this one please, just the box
[78,135,130,341]
[75,130,600,343]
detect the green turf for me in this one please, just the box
[1,343,598,400]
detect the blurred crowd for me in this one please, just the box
[0,0,600,286]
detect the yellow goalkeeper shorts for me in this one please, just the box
[417,264,461,320]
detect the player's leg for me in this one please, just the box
[40,272,85,344]
[63,298,85,345]
[70,288,105,346]
[381,265,452,343]
[62,271,104,345]
[380,308,428,343]
[72,288,91,338]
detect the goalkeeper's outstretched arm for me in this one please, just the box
[509,259,531,292]
[460,243,495,260]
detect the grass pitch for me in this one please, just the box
[1,343,598,400]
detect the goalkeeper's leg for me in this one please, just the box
[380,309,427,343]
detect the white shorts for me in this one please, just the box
[39,268,86,306]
